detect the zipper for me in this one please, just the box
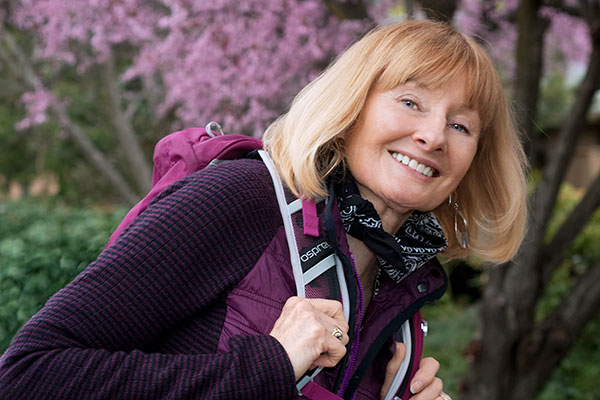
[341,265,448,399]
[336,250,364,398]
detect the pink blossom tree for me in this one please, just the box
[3,1,600,399]
[5,0,368,201]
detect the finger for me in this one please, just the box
[312,334,348,368]
[408,377,442,399]
[410,357,440,394]
[289,297,349,343]
[380,342,407,399]
[305,298,348,330]
[271,297,349,380]
[282,297,348,332]
[330,326,350,346]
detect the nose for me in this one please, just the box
[412,116,447,152]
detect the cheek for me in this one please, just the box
[453,141,478,177]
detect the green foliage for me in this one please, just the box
[532,183,600,399]
[422,298,478,398]
[0,200,126,352]
[538,184,600,320]
[537,69,576,132]
[538,315,600,400]
[423,297,600,400]
[425,182,600,400]
[2,190,599,399]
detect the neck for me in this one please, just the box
[346,235,379,309]
[363,193,411,234]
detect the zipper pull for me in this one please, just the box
[421,320,429,337]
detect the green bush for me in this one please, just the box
[0,200,126,352]
[1,191,599,400]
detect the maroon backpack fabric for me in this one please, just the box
[106,127,263,247]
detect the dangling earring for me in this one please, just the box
[449,192,469,249]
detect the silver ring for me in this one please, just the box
[440,393,452,400]
[332,327,343,341]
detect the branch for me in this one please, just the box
[323,0,372,22]
[529,33,600,249]
[0,28,139,205]
[541,169,600,285]
[0,27,44,92]
[502,0,551,334]
[514,262,600,399]
[100,49,152,193]
[544,0,582,18]
[51,102,140,205]
[418,0,458,22]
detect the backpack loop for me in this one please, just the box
[205,121,225,138]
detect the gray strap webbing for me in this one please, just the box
[259,150,352,394]
[383,320,412,400]
[259,150,305,298]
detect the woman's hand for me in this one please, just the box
[381,342,449,400]
[270,297,349,381]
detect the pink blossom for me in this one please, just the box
[15,89,55,130]
[12,0,592,136]
[14,0,365,136]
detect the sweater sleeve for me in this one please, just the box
[0,159,297,400]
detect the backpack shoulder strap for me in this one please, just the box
[257,150,350,318]
[258,150,352,397]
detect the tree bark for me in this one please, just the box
[463,6,600,400]
[323,0,371,21]
[530,22,600,246]
[514,263,600,400]
[419,0,458,22]
[50,102,140,205]
[507,17,600,340]
[101,49,152,194]
[542,169,600,285]
[0,28,139,205]
[514,0,548,166]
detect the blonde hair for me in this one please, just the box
[263,20,528,263]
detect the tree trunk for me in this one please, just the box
[323,0,371,21]
[514,0,548,167]
[419,0,458,22]
[514,262,600,399]
[0,28,139,205]
[463,7,600,400]
[101,49,152,194]
[50,102,140,205]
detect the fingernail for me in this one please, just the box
[410,381,423,394]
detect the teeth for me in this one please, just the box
[391,152,434,177]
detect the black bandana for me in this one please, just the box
[334,175,447,283]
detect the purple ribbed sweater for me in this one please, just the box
[0,159,297,399]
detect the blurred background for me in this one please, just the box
[1,1,599,399]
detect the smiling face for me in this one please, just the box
[345,75,481,231]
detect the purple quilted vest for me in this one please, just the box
[109,126,447,399]
[218,195,447,400]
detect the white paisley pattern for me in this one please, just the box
[335,177,447,283]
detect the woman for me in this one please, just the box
[0,20,527,400]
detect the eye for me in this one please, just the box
[448,123,469,134]
[400,99,419,110]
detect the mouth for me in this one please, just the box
[390,151,439,177]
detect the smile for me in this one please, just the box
[390,152,436,177]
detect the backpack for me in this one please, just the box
[107,122,424,400]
